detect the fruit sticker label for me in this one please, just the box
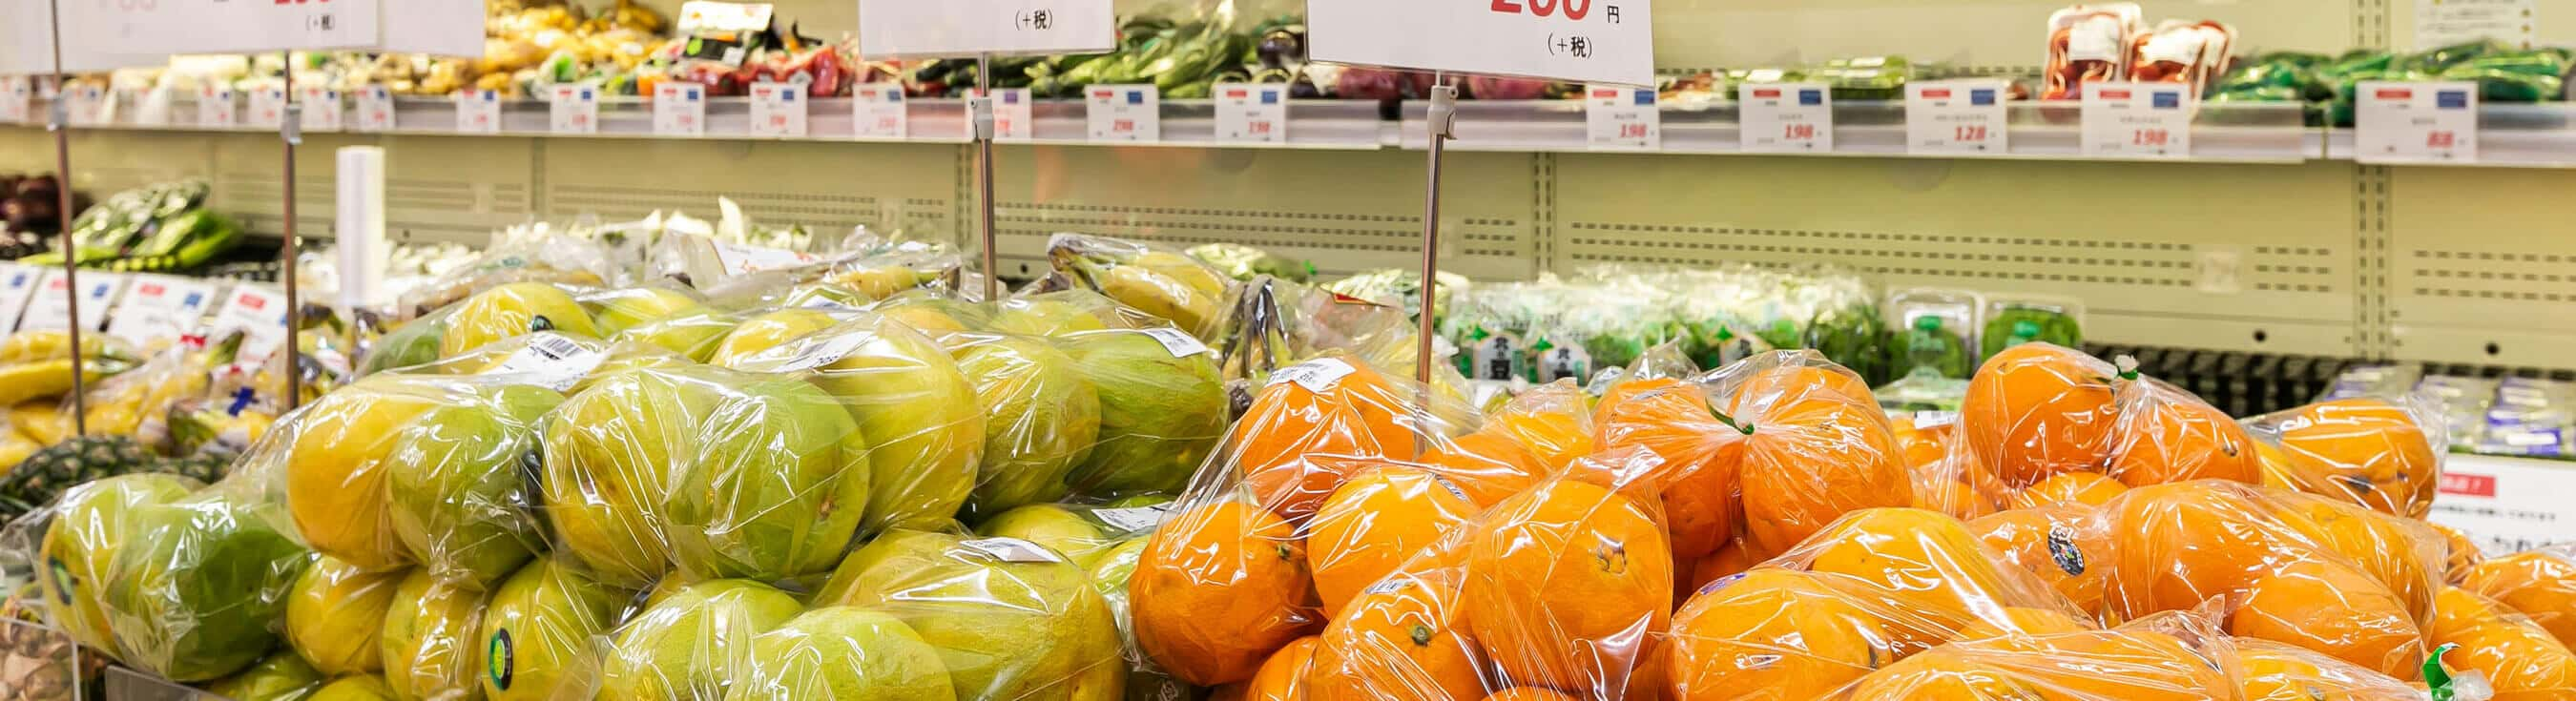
[488,629,515,691]
[960,537,1064,564]
[1140,328,1212,359]
[775,333,871,373]
[1093,503,1175,533]
[1911,410,1960,429]
[1267,358,1357,393]
[491,333,606,393]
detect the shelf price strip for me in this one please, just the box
[1905,79,2009,155]
[2356,80,2478,164]
[2080,82,2194,158]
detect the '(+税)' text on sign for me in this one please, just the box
[1307,0,1656,87]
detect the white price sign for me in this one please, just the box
[127,87,173,127]
[64,84,104,126]
[299,85,343,132]
[2416,0,2537,52]
[212,284,293,366]
[549,83,599,134]
[456,90,502,134]
[1738,83,1832,153]
[989,88,1033,141]
[197,84,237,128]
[104,276,219,345]
[2356,81,2479,164]
[1085,84,1158,142]
[653,82,706,135]
[749,82,809,137]
[1904,79,2008,155]
[355,86,396,132]
[2080,83,2194,158]
[21,271,126,332]
[1585,84,1658,150]
[0,265,43,331]
[856,0,1118,58]
[1309,0,1655,86]
[247,86,286,129]
[2430,454,2576,556]
[1,78,29,124]
[852,83,908,138]
[1215,83,1286,144]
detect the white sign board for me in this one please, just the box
[0,264,44,331]
[857,0,1117,58]
[1085,84,1159,142]
[456,89,502,134]
[2417,0,2536,51]
[355,85,396,132]
[654,82,706,135]
[104,275,220,345]
[2080,82,2194,158]
[1215,83,1286,144]
[549,83,599,134]
[211,284,293,365]
[1904,79,2009,155]
[21,270,125,332]
[197,84,236,128]
[1738,83,1832,153]
[72,0,483,58]
[2432,454,2576,555]
[1585,84,1658,150]
[2356,80,2479,164]
[0,78,28,123]
[749,82,809,137]
[1309,0,1656,86]
[988,88,1033,140]
[4,0,182,73]
[299,86,343,133]
[852,83,908,138]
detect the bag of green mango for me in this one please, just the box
[1981,294,2087,361]
[95,479,315,682]
[974,495,1203,701]
[808,526,1129,701]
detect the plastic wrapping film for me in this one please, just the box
[2460,544,2576,649]
[1693,350,1912,561]
[810,527,1127,701]
[1046,234,1236,340]
[2108,373,2266,488]
[2429,585,2576,699]
[283,555,405,677]
[715,311,982,538]
[1204,276,1471,409]
[94,476,315,682]
[2232,637,2425,701]
[380,568,488,701]
[2244,392,2451,520]
[475,557,634,700]
[200,651,325,700]
[2093,480,2446,679]
[1830,612,2233,699]
[395,230,617,321]
[1960,342,2121,489]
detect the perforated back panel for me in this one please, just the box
[2387,167,2576,368]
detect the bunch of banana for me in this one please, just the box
[74,338,222,446]
[1047,234,1233,337]
[583,0,668,34]
[0,332,134,407]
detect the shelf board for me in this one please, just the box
[1402,99,2319,163]
[2326,103,2576,168]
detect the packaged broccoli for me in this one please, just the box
[1882,288,1982,380]
[1981,294,2086,360]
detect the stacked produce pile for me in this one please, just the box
[17,180,241,274]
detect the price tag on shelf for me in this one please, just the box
[711,239,822,276]
[126,87,172,126]
[64,84,105,126]
[21,270,126,332]
[1085,84,1158,142]
[299,85,343,133]
[247,86,286,129]
[1738,83,1832,153]
[197,84,237,128]
[852,83,908,138]
[1307,0,1656,86]
[856,0,1118,58]
[356,85,396,132]
[1904,78,2008,155]
[212,284,292,366]
[1,78,30,124]
[0,265,42,332]
[456,90,503,134]
[652,82,705,135]
[1215,83,1286,144]
[2356,80,2479,164]
[1585,84,1659,150]
[549,83,599,134]
[104,276,218,346]
[2080,82,2193,158]
[749,82,809,137]
[991,88,1034,141]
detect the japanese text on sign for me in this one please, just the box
[1085,84,1159,142]
[197,84,236,128]
[856,1,1117,58]
[1738,83,1833,153]
[2080,82,2193,158]
[456,89,501,134]
[978,88,1034,140]
[750,82,809,137]
[1585,84,1658,150]
[356,85,396,132]
[550,83,599,134]
[300,85,343,133]
[1308,0,1654,86]
[654,82,706,135]
[1905,79,2009,155]
[2356,80,2479,163]
[852,83,908,138]
[1215,83,1287,144]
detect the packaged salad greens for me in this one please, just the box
[1981,294,2086,360]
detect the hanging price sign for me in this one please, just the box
[549,83,598,134]
[1215,83,1287,144]
[1309,0,1655,86]
[1738,83,1832,153]
[1085,84,1159,142]
[852,83,908,138]
[2356,80,2478,163]
[749,82,809,137]
[2080,82,2194,158]
[197,83,236,127]
[1904,78,2009,155]
[455,89,501,134]
[653,82,705,135]
[355,85,396,132]
[1585,84,1658,150]
[856,0,1117,58]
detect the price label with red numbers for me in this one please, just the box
[1738,83,1831,153]
[1585,84,1658,150]
[299,85,343,132]
[549,83,598,134]
[1308,0,1655,86]
[2080,82,2193,158]
[355,85,396,132]
[750,82,809,137]
[1215,83,1286,144]
[857,0,1116,58]
[2356,80,2478,163]
[197,84,236,128]
[1904,78,2008,155]
[0,79,29,124]
[985,88,1034,141]
[64,84,106,126]
[456,89,501,134]
[246,85,286,129]
[1085,84,1158,142]
[653,82,704,135]
[851,83,907,138]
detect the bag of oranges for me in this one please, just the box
[2106,372,2265,488]
[2233,637,2426,701]
[2242,392,2449,519]
[1693,351,1915,559]
[2425,584,2576,698]
[2459,543,2576,649]
[1828,611,2237,700]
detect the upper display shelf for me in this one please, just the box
[15,93,2576,168]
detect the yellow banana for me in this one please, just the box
[10,401,68,445]
[0,361,106,406]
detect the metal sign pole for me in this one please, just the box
[43,0,87,437]
[1415,74,1456,384]
[970,52,1000,301]
[280,52,303,410]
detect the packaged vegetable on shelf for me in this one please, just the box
[1980,294,2085,360]
[2129,20,2237,93]
[2043,3,2143,100]
[1882,288,1981,381]
[2242,390,2448,520]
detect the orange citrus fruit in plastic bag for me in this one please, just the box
[1485,381,1594,472]
[1482,689,1581,701]
[2230,557,2427,680]
[2462,550,2576,649]
[1242,636,1319,701]
[1308,466,1480,618]
[2271,399,2441,519]
[1132,502,1321,686]
[2430,523,2483,585]
[1962,343,2118,487]
[1665,568,1894,701]
[2233,638,2424,701]
[1423,430,1548,508]
[1721,378,1912,559]
[1233,358,1419,522]
[1843,628,2225,701]
[1803,507,2053,655]
[2102,481,2309,618]
[1970,505,2113,619]
[1462,479,1672,692]
[1594,377,1741,562]
[2429,586,2576,700]
[1682,538,1755,601]
[2107,381,2262,487]
[2005,470,2129,509]
[1953,607,2091,641]
[2270,494,2441,624]
[1307,573,1487,701]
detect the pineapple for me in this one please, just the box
[0,437,158,521]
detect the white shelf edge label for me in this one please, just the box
[299,86,343,133]
[1904,79,2009,155]
[990,88,1033,141]
[654,82,706,135]
[1585,84,1659,150]
[1,78,30,124]
[852,83,908,138]
[355,86,396,132]
[1085,84,1159,142]
[1215,83,1286,144]
[197,84,237,128]
[750,83,809,137]
[856,0,1118,58]
[549,84,599,134]
[22,270,126,332]
[1738,83,1832,153]
[0,265,43,332]
[2080,82,2194,158]
[457,90,502,134]
[65,85,105,126]
[247,86,285,129]
[1307,0,1656,86]
[2355,80,2478,164]
[128,87,173,127]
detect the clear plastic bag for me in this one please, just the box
[717,312,984,539]
[476,557,634,700]
[283,555,407,677]
[936,331,1105,521]
[1961,342,2119,488]
[2460,545,2576,649]
[1699,351,1913,559]
[2108,373,2264,487]
[1047,234,1235,339]
[2245,393,2449,520]
[2428,585,2576,698]
[98,483,315,682]
[379,568,488,701]
[200,651,326,701]
[813,528,1127,701]
[30,473,200,656]
[1832,612,2234,700]
[596,579,805,701]
[726,605,958,701]
[1970,504,2114,618]
[2232,637,2424,701]
[1057,328,1227,500]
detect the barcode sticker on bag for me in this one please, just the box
[1141,327,1212,359]
[491,333,605,392]
[959,537,1064,564]
[1093,503,1175,532]
[1266,358,1356,393]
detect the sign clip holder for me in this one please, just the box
[970,52,1000,301]
[1414,78,1457,383]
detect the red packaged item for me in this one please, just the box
[2129,21,2238,93]
[2044,4,2143,100]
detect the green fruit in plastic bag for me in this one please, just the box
[104,491,313,682]
[441,283,597,359]
[200,652,325,701]
[723,316,983,536]
[39,473,194,653]
[598,579,804,701]
[285,556,405,676]
[311,675,400,701]
[1060,330,1225,498]
[990,299,1108,337]
[612,311,738,362]
[362,317,447,376]
[541,366,731,588]
[477,558,631,701]
[385,382,562,589]
[663,371,875,583]
[955,337,1101,520]
[728,607,956,701]
[591,288,706,336]
[817,530,1125,701]
[977,505,1110,567]
[379,570,487,701]
[706,309,839,367]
